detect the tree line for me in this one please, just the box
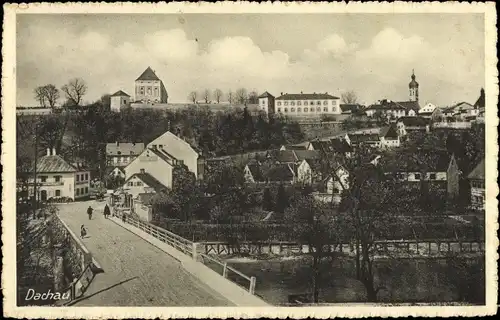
[188,88,260,104]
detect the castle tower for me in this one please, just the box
[409,69,419,102]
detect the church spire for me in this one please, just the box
[409,69,419,102]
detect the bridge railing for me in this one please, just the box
[122,215,258,294]
[126,216,194,258]
[198,252,257,295]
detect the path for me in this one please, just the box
[56,199,232,306]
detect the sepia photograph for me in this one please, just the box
[2,2,497,318]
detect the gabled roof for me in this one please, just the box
[127,172,167,192]
[397,116,430,127]
[111,90,130,97]
[473,89,485,110]
[265,163,295,182]
[282,144,307,151]
[276,93,339,100]
[258,91,274,98]
[106,142,145,156]
[468,159,485,180]
[246,163,264,181]
[340,104,362,113]
[36,155,77,173]
[330,138,353,153]
[379,125,399,138]
[366,101,406,111]
[136,67,160,81]
[293,150,320,161]
[148,147,177,165]
[396,101,421,112]
[348,133,380,143]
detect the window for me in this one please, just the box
[136,181,143,186]
[297,101,302,106]
[40,176,47,182]
[317,101,321,105]
[85,187,88,194]
[291,101,295,106]
[147,87,152,95]
[76,175,80,182]
[284,108,288,112]
[429,173,436,180]
[297,108,302,112]
[54,176,61,182]
[310,108,315,112]
[55,190,61,197]
[304,108,308,112]
[316,107,321,112]
[277,108,282,112]
[128,182,133,186]
[277,102,282,106]
[323,107,328,112]
[76,189,80,196]
[323,101,328,105]
[284,101,289,106]
[140,86,144,94]
[331,107,337,113]
[304,101,308,106]
[414,173,421,180]
[85,173,88,180]
[154,87,159,96]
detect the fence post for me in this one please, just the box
[223,262,228,278]
[249,276,256,295]
[192,242,198,261]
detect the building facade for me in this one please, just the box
[110,90,131,111]
[468,159,485,210]
[258,91,275,114]
[106,142,145,167]
[274,92,341,117]
[135,67,168,103]
[27,148,90,201]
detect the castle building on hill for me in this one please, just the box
[134,67,168,104]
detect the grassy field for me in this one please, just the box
[225,255,485,305]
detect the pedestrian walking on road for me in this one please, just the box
[104,204,110,219]
[87,206,93,220]
[80,225,87,238]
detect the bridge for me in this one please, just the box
[56,199,267,306]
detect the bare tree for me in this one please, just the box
[203,89,211,104]
[188,91,197,103]
[248,90,259,104]
[235,88,248,105]
[34,84,60,109]
[227,90,234,104]
[341,90,358,104]
[213,89,223,104]
[61,78,87,107]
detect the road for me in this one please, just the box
[56,199,232,306]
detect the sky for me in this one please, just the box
[16,13,485,107]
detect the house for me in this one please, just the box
[340,104,363,115]
[279,144,308,151]
[274,92,341,117]
[419,103,437,115]
[442,102,475,120]
[346,132,381,148]
[258,91,275,114]
[146,131,202,179]
[26,148,91,201]
[107,166,126,179]
[106,142,145,167]
[124,146,179,190]
[379,125,401,148]
[365,99,420,119]
[110,90,131,111]
[243,162,296,184]
[473,88,485,123]
[135,66,168,103]
[122,169,167,198]
[468,159,485,210]
[383,151,460,198]
[419,105,443,121]
[265,149,319,164]
[314,165,350,205]
[396,116,430,136]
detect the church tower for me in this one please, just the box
[409,69,419,102]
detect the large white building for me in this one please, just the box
[273,92,341,117]
[258,91,275,114]
[134,67,168,103]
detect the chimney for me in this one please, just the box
[52,148,56,156]
[140,168,145,174]
[46,148,51,156]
